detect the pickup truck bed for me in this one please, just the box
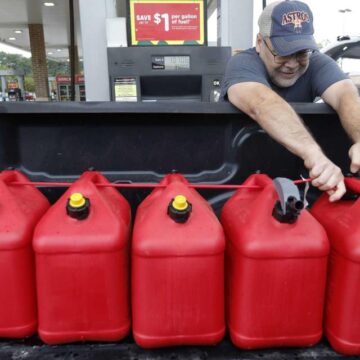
[0,101,352,359]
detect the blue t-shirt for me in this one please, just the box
[220,48,348,102]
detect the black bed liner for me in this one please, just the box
[0,101,352,359]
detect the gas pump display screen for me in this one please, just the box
[152,56,190,70]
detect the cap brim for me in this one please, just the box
[271,35,318,56]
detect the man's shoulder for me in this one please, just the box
[309,51,335,66]
[307,51,345,77]
[305,50,348,98]
[231,47,258,60]
[227,47,264,69]
[221,47,268,101]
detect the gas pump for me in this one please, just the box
[108,46,231,102]
[7,88,23,101]
[108,0,231,103]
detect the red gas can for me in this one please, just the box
[221,174,329,349]
[34,171,131,344]
[0,170,49,338]
[311,177,360,355]
[132,173,225,348]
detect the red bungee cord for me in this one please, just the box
[9,178,312,189]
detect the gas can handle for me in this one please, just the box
[0,170,24,184]
[272,177,304,224]
[344,176,360,194]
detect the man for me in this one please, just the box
[220,0,360,201]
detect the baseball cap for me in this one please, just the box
[258,0,318,56]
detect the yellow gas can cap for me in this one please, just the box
[67,192,90,220]
[172,195,189,211]
[69,193,86,208]
[168,194,192,223]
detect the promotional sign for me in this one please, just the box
[55,75,84,84]
[128,0,206,46]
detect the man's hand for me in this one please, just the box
[304,150,345,202]
[227,82,346,201]
[322,80,360,176]
[349,142,360,173]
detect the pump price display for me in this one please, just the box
[152,56,190,71]
[129,0,205,46]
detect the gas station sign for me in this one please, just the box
[7,81,18,89]
[128,0,206,46]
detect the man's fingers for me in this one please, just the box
[350,162,360,174]
[305,152,345,201]
[309,164,325,180]
[349,143,360,174]
[318,173,343,191]
[328,181,346,202]
[310,164,342,191]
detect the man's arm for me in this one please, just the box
[228,82,345,201]
[321,79,360,173]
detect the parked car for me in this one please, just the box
[322,36,360,90]
[24,92,35,101]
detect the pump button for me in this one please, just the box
[168,195,192,223]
